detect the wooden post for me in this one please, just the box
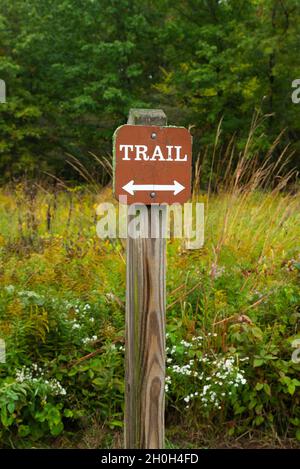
[125,108,167,449]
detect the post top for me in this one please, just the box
[127,108,167,126]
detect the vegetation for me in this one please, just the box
[0,126,299,447]
[0,0,299,180]
[0,0,299,450]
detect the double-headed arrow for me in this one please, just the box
[122,180,185,196]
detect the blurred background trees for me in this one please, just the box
[0,0,299,183]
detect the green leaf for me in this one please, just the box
[18,425,30,437]
[63,409,73,418]
[47,407,61,425]
[288,382,296,395]
[7,402,15,413]
[92,378,103,387]
[49,421,64,436]
[249,399,257,410]
[255,382,264,391]
[109,420,123,428]
[254,415,264,426]
[1,406,14,427]
[253,358,264,367]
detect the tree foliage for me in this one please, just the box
[0,0,299,181]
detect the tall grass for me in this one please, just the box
[0,116,299,447]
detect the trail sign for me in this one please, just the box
[113,125,192,204]
[116,109,193,449]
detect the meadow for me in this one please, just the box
[1,0,300,452]
[0,141,299,448]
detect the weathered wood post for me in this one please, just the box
[125,109,167,449]
[113,108,192,449]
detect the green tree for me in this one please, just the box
[0,0,299,182]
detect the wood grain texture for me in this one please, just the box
[127,108,167,126]
[125,109,167,449]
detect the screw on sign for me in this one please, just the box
[115,109,192,449]
[113,124,192,204]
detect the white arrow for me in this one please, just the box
[122,180,185,196]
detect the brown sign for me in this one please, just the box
[113,125,192,204]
